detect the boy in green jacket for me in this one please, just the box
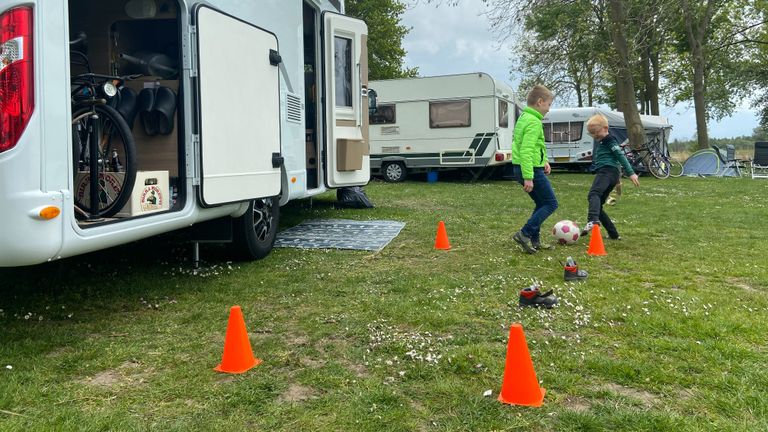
[511,85,557,254]
[581,114,640,240]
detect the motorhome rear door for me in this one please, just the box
[195,6,281,206]
[322,13,370,187]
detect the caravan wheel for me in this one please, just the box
[232,197,280,260]
[383,162,406,182]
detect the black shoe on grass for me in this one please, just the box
[513,231,537,254]
[563,256,588,281]
[519,285,558,308]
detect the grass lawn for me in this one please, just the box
[1,173,767,431]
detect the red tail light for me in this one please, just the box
[495,153,505,161]
[0,7,34,153]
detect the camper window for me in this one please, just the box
[429,100,471,128]
[370,104,396,124]
[544,122,583,143]
[334,36,353,107]
[499,100,509,128]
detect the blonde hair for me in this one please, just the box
[526,85,553,106]
[587,114,609,131]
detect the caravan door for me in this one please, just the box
[195,6,281,206]
[322,13,370,187]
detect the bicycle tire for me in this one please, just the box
[72,104,137,218]
[668,158,684,177]
[649,154,670,179]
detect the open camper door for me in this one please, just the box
[322,13,370,187]
[195,6,282,206]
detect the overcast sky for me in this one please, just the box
[399,0,760,141]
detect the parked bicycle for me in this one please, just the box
[70,32,137,219]
[621,139,671,179]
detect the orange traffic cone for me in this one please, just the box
[214,306,261,374]
[498,323,546,407]
[434,220,451,250]
[586,224,607,256]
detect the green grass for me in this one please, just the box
[1,173,767,431]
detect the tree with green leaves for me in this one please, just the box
[345,0,419,80]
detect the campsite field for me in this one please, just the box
[1,174,767,431]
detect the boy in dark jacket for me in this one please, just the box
[581,114,639,240]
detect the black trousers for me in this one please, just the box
[587,166,620,238]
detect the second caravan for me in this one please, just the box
[367,73,518,182]
[543,107,673,171]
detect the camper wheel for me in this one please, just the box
[382,161,406,182]
[232,196,280,260]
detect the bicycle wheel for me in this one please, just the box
[649,154,670,179]
[668,158,684,177]
[72,104,137,218]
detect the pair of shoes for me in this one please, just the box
[138,86,177,136]
[519,285,558,308]
[563,256,588,281]
[580,221,599,237]
[513,231,537,254]
[108,87,138,130]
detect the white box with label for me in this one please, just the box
[116,170,170,217]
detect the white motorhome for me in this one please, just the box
[543,107,672,170]
[367,73,517,182]
[0,0,371,267]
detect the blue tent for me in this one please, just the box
[682,148,739,177]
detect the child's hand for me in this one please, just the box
[629,174,640,187]
[544,162,551,175]
[523,180,534,192]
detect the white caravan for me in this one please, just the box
[0,0,371,267]
[367,73,517,182]
[543,107,672,170]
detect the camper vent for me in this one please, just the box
[382,146,400,154]
[381,126,400,135]
[285,94,302,123]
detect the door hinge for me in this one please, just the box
[188,25,198,77]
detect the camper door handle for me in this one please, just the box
[269,49,282,66]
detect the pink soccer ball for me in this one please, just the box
[552,220,581,245]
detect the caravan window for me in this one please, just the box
[429,100,471,128]
[370,104,396,124]
[498,100,509,128]
[544,122,583,142]
[334,36,353,108]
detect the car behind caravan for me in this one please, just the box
[367,73,517,182]
[0,0,370,267]
[543,107,672,171]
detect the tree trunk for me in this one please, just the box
[650,50,660,115]
[682,0,716,150]
[608,0,645,150]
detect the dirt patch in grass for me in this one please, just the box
[562,396,592,412]
[727,277,758,293]
[278,384,318,403]
[604,383,659,407]
[83,360,149,388]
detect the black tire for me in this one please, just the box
[668,158,684,177]
[232,196,280,261]
[382,161,406,182]
[649,154,670,179]
[72,104,137,218]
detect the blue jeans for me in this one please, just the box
[512,165,558,242]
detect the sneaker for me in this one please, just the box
[608,234,622,240]
[580,221,599,237]
[513,231,537,254]
[531,239,552,250]
[563,256,588,281]
[519,285,558,308]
